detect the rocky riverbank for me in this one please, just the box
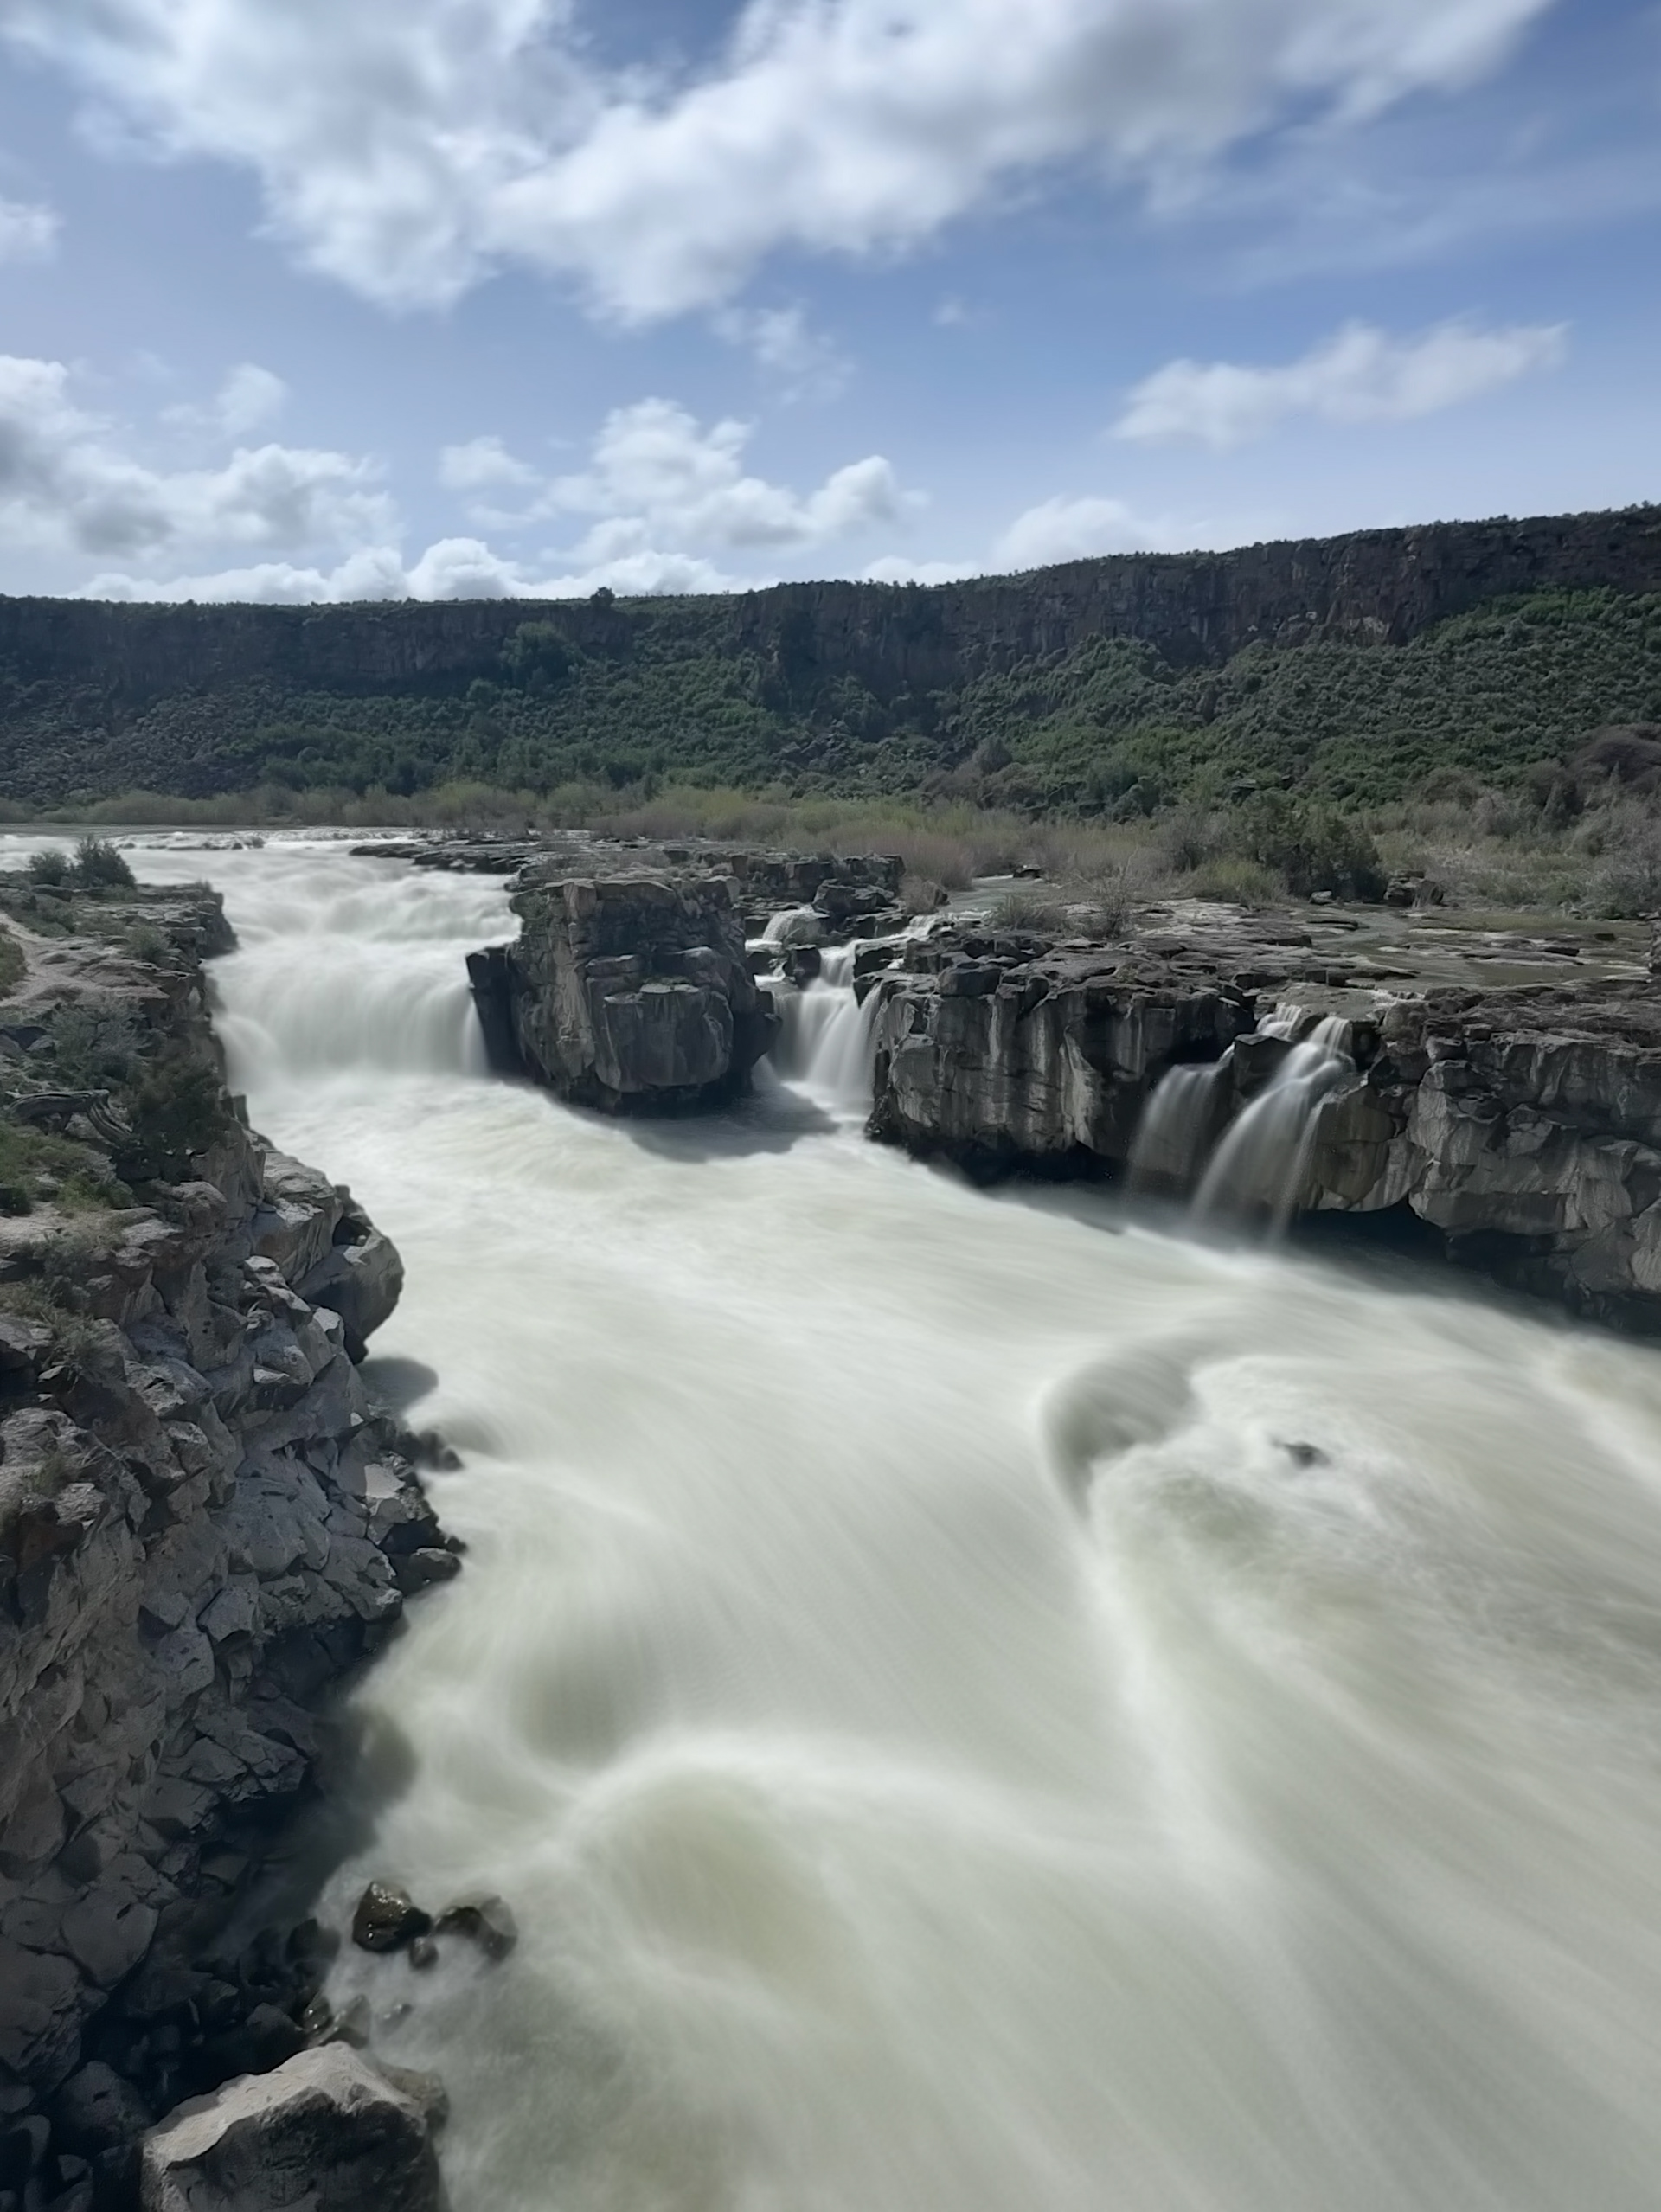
[0,862,454,2208]
[861,902,1661,1331]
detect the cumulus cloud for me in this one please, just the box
[438,434,542,493]
[0,355,392,561]
[442,397,907,555]
[713,305,851,400]
[992,495,1170,567]
[163,362,289,441]
[84,539,740,605]
[0,0,1558,314]
[1115,316,1568,448]
[0,196,59,262]
[34,371,899,602]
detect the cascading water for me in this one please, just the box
[1193,1013,1354,1230]
[35,833,1661,2212]
[768,942,883,1109]
[1126,1057,1235,1195]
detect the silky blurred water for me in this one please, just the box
[43,836,1661,2211]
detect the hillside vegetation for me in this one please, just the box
[2,584,1658,821]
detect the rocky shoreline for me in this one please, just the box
[0,867,454,2209]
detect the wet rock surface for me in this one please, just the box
[0,888,456,2205]
[863,901,1661,1330]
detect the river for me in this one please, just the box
[94,837,1661,2209]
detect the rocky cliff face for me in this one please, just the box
[863,912,1661,1330]
[868,935,1255,1177]
[1301,988,1661,1330]
[469,869,778,1111]
[0,882,447,2207]
[2,507,1656,703]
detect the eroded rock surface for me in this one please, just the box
[1301,986,1661,1329]
[0,884,452,2202]
[139,2046,440,2212]
[470,870,778,1111]
[864,911,1661,1329]
[867,926,1257,1177]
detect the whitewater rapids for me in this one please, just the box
[94,840,1661,2209]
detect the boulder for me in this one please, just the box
[299,1228,404,1362]
[138,2047,440,2212]
[433,1893,517,1962]
[350,1882,431,1955]
[473,871,779,1112]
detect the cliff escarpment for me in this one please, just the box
[0,869,451,2205]
[860,905,1661,1332]
[1,505,1658,808]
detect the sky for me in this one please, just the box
[0,0,1656,604]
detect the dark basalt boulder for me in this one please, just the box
[350,1882,432,1956]
[471,871,779,1112]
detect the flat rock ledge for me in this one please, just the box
[469,869,779,1112]
[0,887,456,2210]
[865,919,1661,1333]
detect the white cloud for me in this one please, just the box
[0,196,59,262]
[0,0,1558,315]
[713,305,850,400]
[439,434,542,492]
[993,495,1165,567]
[0,355,391,561]
[42,375,895,602]
[445,397,907,552]
[164,362,288,440]
[864,555,981,585]
[1115,317,1568,448]
[84,538,740,605]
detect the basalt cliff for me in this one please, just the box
[2,504,1658,806]
[0,871,452,2209]
[455,833,1661,1335]
[861,905,1661,1332]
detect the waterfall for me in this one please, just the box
[1126,1057,1235,1196]
[1194,1014,1354,1231]
[35,834,1661,2212]
[771,971,882,1107]
[190,843,498,1084]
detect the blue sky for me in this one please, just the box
[0,0,1655,603]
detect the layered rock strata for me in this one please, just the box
[0,884,449,2207]
[468,869,778,1110]
[1302,987,1661,1330]
[867,932,1255,1177]
[863,918,1661,1330]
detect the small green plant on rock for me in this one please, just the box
[25,848,71,888]
[71,837,137,891]
[113,1042,232,1185]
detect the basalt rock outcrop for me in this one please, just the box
[468,870,778,1111]
[1300,987,1661,1330]
[0,881,451,2206]
[866,926,1260,1177]
[863,911,1661,1330]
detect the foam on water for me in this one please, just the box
[42,832,1661,2212]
